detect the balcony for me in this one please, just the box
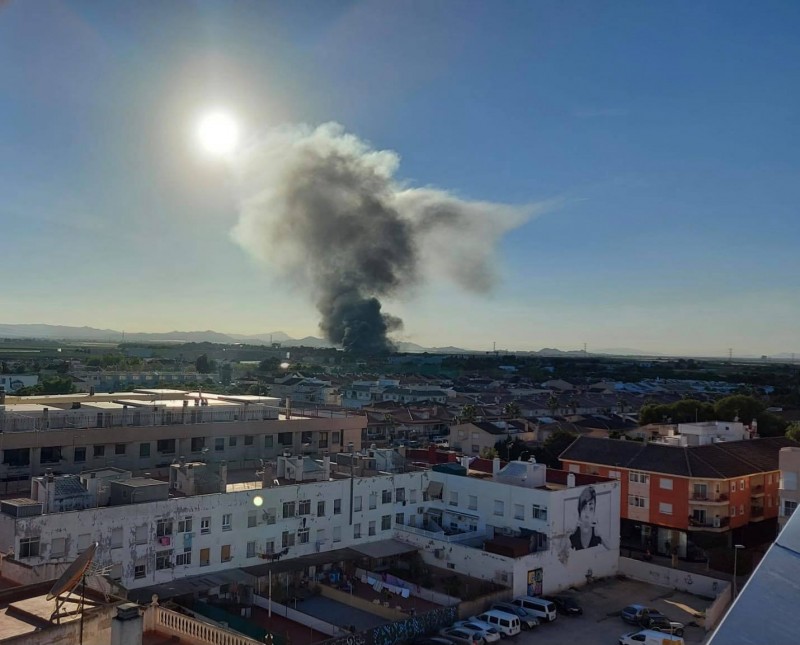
[689,492,729,504]
[751,506,765,520]
[687,516,730,532]
[750,485,765,497]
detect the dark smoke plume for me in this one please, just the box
[232,123,540,353]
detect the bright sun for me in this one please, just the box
[196,111,240,157]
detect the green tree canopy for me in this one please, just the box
[786,422,800,443]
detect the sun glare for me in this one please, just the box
[196,111,240,157]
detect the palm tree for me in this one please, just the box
[460,404,477,423]
[503,402,521,418]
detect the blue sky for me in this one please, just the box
[1,1,798,356]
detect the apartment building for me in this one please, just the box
[560,435,794,557]
[0,454,619,598]
[0,389,364,490]
[778,446,800,530]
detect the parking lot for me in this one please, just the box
[505,577,713,645]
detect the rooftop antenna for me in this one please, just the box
[48,542,104,644]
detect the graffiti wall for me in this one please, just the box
[320,605,457,645]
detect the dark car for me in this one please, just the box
[621,605,666,625]
[644,615,685,636]
[543,595,583,616]
[413,638,454,645]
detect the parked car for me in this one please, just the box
[620,605,665,625]
[618,629,685,645]
[510,596,558,622]
[643,615,684,636]
[454,620,502,643]
[543,595,583,616]
[413,638,454,645]
[475,610,521,638]
[439,627,483,645]
[491,603,540,630]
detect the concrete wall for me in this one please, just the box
[619,557,729,599]
[319,584,406,620]
[253,595,345,636]
[354,567,458,607]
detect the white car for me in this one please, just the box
[619,629,685,645]
[455,620,501,644]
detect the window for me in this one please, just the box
[156,519,173,537]
[135,564,147,578]
[369,493,377,510]
[201,517,211,534]
[191,437,205,452]
[354,496,362,512]
[248,511,257,528]
[281,531,295,548]
[51,537,67,558]
[93,445,105,458]
[221,545,232,562]
[265,435,275,448]
[244,435,254,446]
[660,478,673,490]
[176,548,191,566]
[333,526,341,543]
[222,514,232,531]
[19,537,40,558]
[730,506,736,517]
[494,500,504,516]
[139,443,151,458]
[156,550,173,570]
[134,525,148,545]
[396,488,406,502]
[40,446,62,464]
[246,541,256,558]
[319,433,328,448]
[784,500,798,517]
[283,502,296,518]
[264,540,275,555]
[215,437,225,452]
[277,432,292,446]
[450,491,459,507]
[608,470,621,480]
[782,472,798,491]
[229,436,237,447]
[76,534,91,553]
[381,515,391,531]
[178,517,193,533]
[157,439,175,454]
[740,480,745,491]
[115,444,126,456]
[301,431,313,444]
[659,502,673,515]
[74,447,86,463]
[767,473,772,485]
[111,527,123,549]
[354,523,362,539]
[382,490,392,504]
[368,521,376,536]
[317,500,326,517]
[730,481,736,492]
[316,529,326,544]
[532,504,548,520]
[298,500,311,516]
[629,496,647,508]
[468,495,478,511]
[333,431,340,444]
[334,499,342,515]
[629,472,649,484]
[2,447,30,466]
[265,508,276,525]
[410,489,418,504]
[395,512,404,525]
[200,548,210,566]
[514,504,525,520]
[739,504,744,515]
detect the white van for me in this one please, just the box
[511,596,558,623]
[619,629,685,645]
[475,610,521,638]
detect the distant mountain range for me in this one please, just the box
[0,323,796,360]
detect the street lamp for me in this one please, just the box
[733,544,745,598]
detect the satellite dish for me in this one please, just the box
[48,542,98,601]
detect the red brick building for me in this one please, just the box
[560,436,793,557]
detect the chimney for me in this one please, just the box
[111,603,143,645]
[460,455,470,470]
[323,455,331,481]
[218,461,228,492]
[492,457,501,477]
[285,397,292,420]
[567,473,576,488]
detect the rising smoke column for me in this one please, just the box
[232,123,537,353]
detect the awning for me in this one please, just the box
[127,568,255,603]
[241,547,362,577]
[426,481,443,499]
[350,539,418,560]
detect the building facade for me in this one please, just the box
[778,446,800,530]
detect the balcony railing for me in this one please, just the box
[751,506,765,517]
[690,492,729,502]
[144,605,263,645]
[688,516,730,529]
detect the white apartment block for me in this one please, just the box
[0,455,620,598]
[779,446,800,530]
[0,389,365,490]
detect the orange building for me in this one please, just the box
[560,436,792,557]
